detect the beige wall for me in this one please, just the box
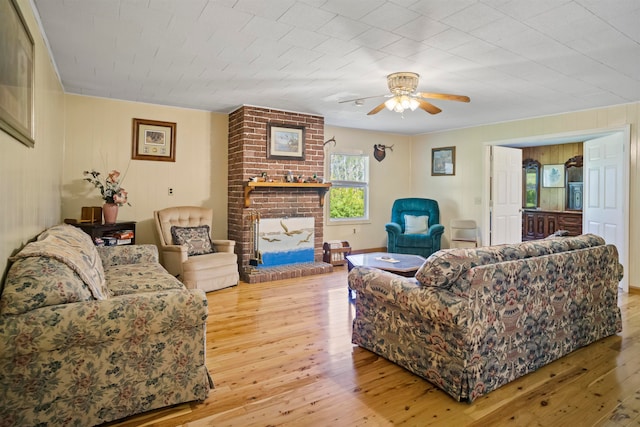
[1,0,65,278]
[61,95,229,246]
[323,126,412,251]
[411,103,640,288]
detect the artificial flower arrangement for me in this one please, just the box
[83,169,130,206]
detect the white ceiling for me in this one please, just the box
[32,0,640,135]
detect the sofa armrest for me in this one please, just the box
[385,222,402,236]
[348,266,467,328]
[97,244,159,267]
[0,288,208,358]
[212,239,235,254]
[427,223,445,238]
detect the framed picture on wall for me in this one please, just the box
[431,146,456,176]
[0,0,35,147]
[131,118,177,162]
[542,164,564,187]
[267,123,305,160]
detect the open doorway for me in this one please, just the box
[483,126,630,291]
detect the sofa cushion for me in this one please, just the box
[171,225,215,256]
[105,263,186,296]
[550,233,605,250]
[9,224,108,300]
[0,256,94,315]
[404,214,429,234]
[415,246,505,288]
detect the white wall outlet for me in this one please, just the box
[168,187,173,196]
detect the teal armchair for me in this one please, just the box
[385,198,445,258]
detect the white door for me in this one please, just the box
[491,146,522,245]
[583,133,628,291]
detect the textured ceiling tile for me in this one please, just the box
[242,15,294,41]
[440,3,506,32]
[281,28,329,49]
[278,2,336,30]
[320,0,386,20]
[392,16,450,42]
[233,0,296,20]
[359,2,420,32]
[32,0,640,135]
[353,27,403,50]
[317,15,371,41]
[408,0,476,21]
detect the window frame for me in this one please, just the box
[326,151,370,225]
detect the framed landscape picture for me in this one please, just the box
[431,146,456,176]
[131,118,176,162]
[0,0,35,147]
[267,123,305,160]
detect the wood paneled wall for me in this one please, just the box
[522,142,583,211]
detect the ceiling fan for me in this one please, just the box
[340,72,470,116]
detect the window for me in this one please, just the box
[328,152,369,222]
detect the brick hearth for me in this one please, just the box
[228,106,332,282]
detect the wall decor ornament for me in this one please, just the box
[0,0,35,147]
[132,118,177,162]
[542,164,565,188]
[431,146,456,176]
[373,144,393,162]
[267,123,305,160]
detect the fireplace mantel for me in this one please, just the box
[243,182,332,208]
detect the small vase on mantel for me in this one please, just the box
[103,203,119,224]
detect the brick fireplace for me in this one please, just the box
[228,106,333,283]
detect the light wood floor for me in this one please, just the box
[109,267,639,427]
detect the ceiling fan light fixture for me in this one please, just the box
[384,97,398,111]
[387,72,419,95]
[408,97,420,111]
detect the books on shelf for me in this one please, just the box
[101,230,134,246]
[111,230,134,239]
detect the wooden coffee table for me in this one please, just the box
[346,252,426,277]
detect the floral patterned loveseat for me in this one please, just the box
[0,224,212,426]
[348,234,623,402]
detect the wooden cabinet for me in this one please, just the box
[522,210,581,241]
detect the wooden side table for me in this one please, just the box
[71,221,137,245]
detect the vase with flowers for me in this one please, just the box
[83,169,130,224]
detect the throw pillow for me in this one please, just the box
[404,214,429,234]
[171,225,215,256]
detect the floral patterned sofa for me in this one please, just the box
[348,234,623,402]
[0,224,212,426]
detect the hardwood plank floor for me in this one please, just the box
[108,267,638,427]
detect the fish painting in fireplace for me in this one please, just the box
[258,217,314,267]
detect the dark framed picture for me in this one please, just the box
[267,123,305,160]
[432,146,456,176]
[542,164,564,188]
[0,0,35,147]
[131,118,176,162]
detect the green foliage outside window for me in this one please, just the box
[330,187,365,218]
[524,170,538,207]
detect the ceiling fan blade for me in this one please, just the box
[367,103,386,115]
[418,99,442,115]
[339,94,388,104]
[417,92,470,103]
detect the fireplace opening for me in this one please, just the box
[251,217,314,267]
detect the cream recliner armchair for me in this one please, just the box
[154,206,239,292]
